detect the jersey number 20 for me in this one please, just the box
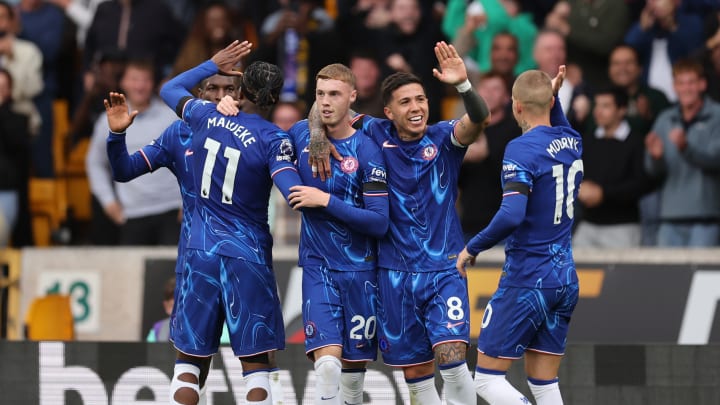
[552,159,583,224]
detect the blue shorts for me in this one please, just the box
[303,265,378,362]
[376,268,470,367]
[172,249,285,357]
[477,284,579,359]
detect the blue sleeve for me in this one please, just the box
[550,96,570,128]
[159,60,218,116]
[325,188,389,238]
[273,168,303,202]
[466,193,528,255]
[106,131,152,182]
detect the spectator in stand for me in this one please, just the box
[487,31,520,92]
[46,0,108,47]
[624,0,705,102]
[170,2,257,78]
[608,44,671,135]
[644,59,720,247]
[443,0,536,77]
[532,28,591,127]
[376,0,445,122]
[18,0,77,178]
[146,276,175,342]
[84,0,182,83]
[349,49,385,118]
[0,1,43,143]
[607,44,670,246]
[544,0,630,89]
[0,68,31,247]
[257,0,336,107]
[335,0,392,51]
[574,87,655,248]
[68,49,126,146]
[458,70,521,240]
[85,59,182,246]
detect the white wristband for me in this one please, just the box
[455,79,472,93]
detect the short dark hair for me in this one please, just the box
[672,58,705,79]
[381,72,424,106]
[594,86,629,109]
[241,61,284,109]
[610,44,641,66]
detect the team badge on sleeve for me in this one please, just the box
[276,138,295,162]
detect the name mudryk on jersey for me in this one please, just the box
[207,116,256,147]
[546,136,580,158]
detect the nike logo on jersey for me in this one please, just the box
[184,149,193,156]
[446,320,464,329]
[321,396,337,401]
[302,147,310,153]
[382,140,398,148]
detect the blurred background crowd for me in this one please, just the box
[0,0,719,250]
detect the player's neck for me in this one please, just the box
[326,121,355,140]
[518,116,550,133]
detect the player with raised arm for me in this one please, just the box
[456,66,582,405]
[103,65,287,404]
[304,41,489,405]
[158,40,301,405]
[285,63,389,405]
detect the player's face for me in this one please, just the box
[592,94,624,129]
[384,83,428,140]
[609,48,640,88]
[199,75,238,104]
[673,71,706,108]
[315,78,357,128]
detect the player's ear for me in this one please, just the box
[383,106,393,120]
[350,89,357,104]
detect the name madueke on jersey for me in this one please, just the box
[207,116,256,147]
[545,136,579,158]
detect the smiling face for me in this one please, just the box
[609,46,641,89]
[383,82,428,140]
[315,78,357,128]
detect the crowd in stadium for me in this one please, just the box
[1,0,719,249]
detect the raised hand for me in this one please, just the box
[432,41,468,85]
[211,40,253,76]
[104,92,138,133]
[551,65,566,96]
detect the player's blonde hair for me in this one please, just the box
[316,63,356,89]
[511,70,553,116]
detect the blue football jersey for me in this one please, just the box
[362,117,466,272]
[106,120,196,269]
[289,120,388,271]
[182,99,300,263]
[500,125,583,288]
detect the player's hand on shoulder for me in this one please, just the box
[104,92,138,133]
[217,95,240,116]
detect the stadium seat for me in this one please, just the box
[24,293,75,341]
[28,178,67,246]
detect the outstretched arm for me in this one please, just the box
[549,65,571,128]
[432,41,489,146]
[160,40,250,116]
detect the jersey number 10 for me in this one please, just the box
[552,159,583,225]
